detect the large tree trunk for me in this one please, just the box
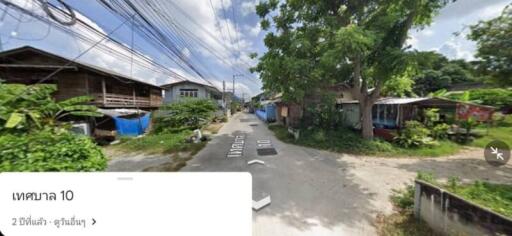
[360,97,374,139]
[351,56,378,139]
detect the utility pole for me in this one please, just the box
[222,80,226,112]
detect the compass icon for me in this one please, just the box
[484,140,510,167]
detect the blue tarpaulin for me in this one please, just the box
[256,104,276,122]
[112,113,151,136]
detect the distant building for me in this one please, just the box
[161,80,222,106]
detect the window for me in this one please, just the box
[180,89,198,98]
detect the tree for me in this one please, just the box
[254,0,451,138]
[468,4,512,86]
[413,70,451,96]
[409,51,476,95]
[381,67,416,97]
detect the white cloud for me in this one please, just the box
[0,0,261,95]
[240,0,258,17]
[408,0,509,61]
[245,23,261,37]
[436,37,475,61]
[420,29,434,37]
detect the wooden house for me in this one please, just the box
[0,46,163,109]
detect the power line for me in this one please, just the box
[1,7,132,102]
[98,0,218,88]
[1,0,190,84]
[157,0,260,83]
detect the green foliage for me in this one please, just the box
[457,117,478,144]
[432,123,450,140]
[448,176,461,190]
[416,171,437,184]
[269,124,395,155]
[449,181,512,218]
[305,93,344,129]
[410,51,478,96]
[253,0,450,139]
[394,121,434,148]
[0,128,106,171]
[468,5,512,86]
[153,99,217,133]
[110,131,194,154]
[472,115,512,148]
[270,124,460,157]
[230,100,241,113]
[381,67,416,97]
[423,108,439,128]
[414,172,512,219]
[0,83,101,132]
[391,172,437,211]
[445,88,512,109]
[390,184,415,211]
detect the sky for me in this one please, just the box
[0,0,510,97]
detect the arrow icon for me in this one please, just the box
[253,195,271,211]
[92,218,96,226]
[247,159,265,165]
[491,146,504,160]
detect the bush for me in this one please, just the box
[391,172,436,211]
[0,129,107,171]
[390,184,415,211]
[394,121,434,148]
[153,99,217,133]
[431,123,450,140]
[423,108,440,128]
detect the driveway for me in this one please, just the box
[182,112,512,236]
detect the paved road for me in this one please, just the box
[182,112,379,235]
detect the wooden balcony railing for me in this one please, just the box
[92,93,156,107]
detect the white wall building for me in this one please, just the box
[161,81,223,106]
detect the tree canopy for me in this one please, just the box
[468,4,512,86]
[254,0,452,138]
[409,51,477,96]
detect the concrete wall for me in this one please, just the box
[414,180,512,236]
[163,82,210,103]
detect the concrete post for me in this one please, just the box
[414,181,422,219]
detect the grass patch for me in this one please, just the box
[396,141,460,157]
[268,124,461,157]
[108,131,195,155]
[447,181,512,218]
[472,115,512,148]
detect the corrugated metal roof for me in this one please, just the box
[375,97,429,105]
[0,46,162,89]
[98,108,148,117]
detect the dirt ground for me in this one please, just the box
[339,147,512,215]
